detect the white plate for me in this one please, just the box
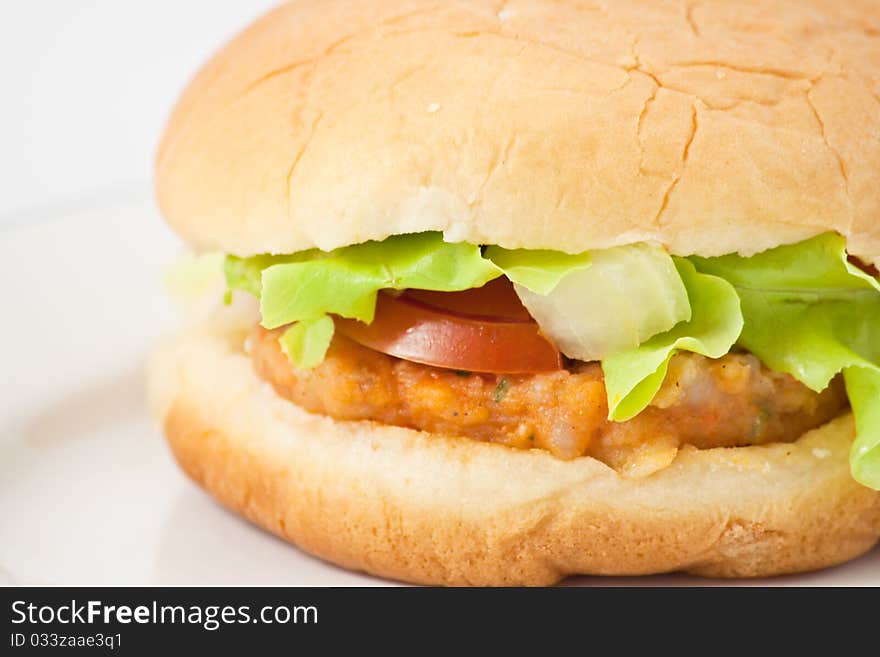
[1,197,878,586]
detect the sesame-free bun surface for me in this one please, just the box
[156,0,880,266]
[147,307,880,585]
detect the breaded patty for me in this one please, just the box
[250,326,848,477]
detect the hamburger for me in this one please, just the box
[149,0,880,585]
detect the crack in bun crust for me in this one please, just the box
[148,312,880,585]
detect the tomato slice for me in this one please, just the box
[849,255,879,279]
[334,278,563,373]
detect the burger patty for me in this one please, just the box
[250,326,848,477]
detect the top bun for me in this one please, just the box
[155,0,880,265]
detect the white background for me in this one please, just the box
[0,0,277,226]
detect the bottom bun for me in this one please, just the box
[148,307,880,585]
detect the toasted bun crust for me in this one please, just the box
[148,307,880,585]
[155,0,880,266]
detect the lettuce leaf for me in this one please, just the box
[164,252,224,304]
[691,234,880,489]
[226,234,602,369]
[601,258,743,421]
[846,367,880,486]
[226,233,502,366]
[505,243,692,362]
[278,315,336,369]
[227,234,691,371]
[482,246,592,294]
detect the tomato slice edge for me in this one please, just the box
[334,286,562,374]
